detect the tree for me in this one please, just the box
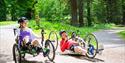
[87,0,92,26]
[25,8,33,20]
[0,0,7,21]
[10,0,17,21]
[70,0,78,26]
[78,0,84,27]
[33,0,40,27]
[122,0,125,25]
[105,0,119,24]
[92,0,107,23]
[16,0,35,18]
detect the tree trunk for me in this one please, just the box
[87,0,92,26]
[33,0,40,28]
[70,0,78,26]
[105,0,111,23]
[78,0,84,27]
[122,0,125,25]
[0,0,6,21]
[25,8,33,20]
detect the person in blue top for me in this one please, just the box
[16,17,41,50]
[15,17,49,56]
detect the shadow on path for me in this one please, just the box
[13,59,55,63]
[0,54,11,63]
[19,59,54,63]
[61,54,104,62]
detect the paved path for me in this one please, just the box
[93,28,125,63]
[0,25,125,63]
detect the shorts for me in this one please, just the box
[69,45,75,52]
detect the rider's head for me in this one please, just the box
[60,31,68,39]
[18,17,28,28]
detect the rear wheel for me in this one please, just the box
[48,31,58,51]
[45,40,55,61]
[13,44,21,63]
[84,33,98,58]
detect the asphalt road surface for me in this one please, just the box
[0,25,125,63]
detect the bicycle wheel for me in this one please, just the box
[45,40,55,61]
[48,31,58,51]
[84,33,98,58]
[13,44,21,63]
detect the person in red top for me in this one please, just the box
[60,31,87,55]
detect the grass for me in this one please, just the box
[0,21,16,26]
[28,20,115,38]
[0,20,115,39]
[118,30,125,39]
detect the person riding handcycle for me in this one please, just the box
[60,30,104,58]
[15,17,49,56]
[60,31,89,55]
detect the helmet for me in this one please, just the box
[18,17,28,23]
[59,30,66,36]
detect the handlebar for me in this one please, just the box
[41,29,44,42]
[13,28,17,36]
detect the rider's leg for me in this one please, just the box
[74,46,87,55]
[31,39,39,47]
[23,36,30,46]
[31,39,43,54]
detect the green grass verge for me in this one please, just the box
[28,20,115,38]
[0,21,16,26]
[118,30,125,39]
[0,20,115,39]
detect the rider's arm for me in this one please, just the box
[30,29,41,39]
[60,40,67,52]
[69,39,78,44]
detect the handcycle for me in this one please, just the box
[70,30,104,58]
[12,28,55,63]
[55,30,103,58]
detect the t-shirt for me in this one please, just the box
[60,39,78,52]
[16,27,36,47]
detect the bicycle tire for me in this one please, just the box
[48,31,58,51]
[84,33,98,58]
[13,44,21,63]
[45,40,55,61]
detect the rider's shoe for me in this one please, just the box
[32,48,37,57]
[43,48,50,57]
[88,44,95,55]
[36,47,42,54]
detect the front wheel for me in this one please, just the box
[48,31,58,51]
[84,33,98,58]
[45,40,55,61]
[13,44,21,63]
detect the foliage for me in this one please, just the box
[118,30,125,39]
[0,0,7,21]
[28,19,115,38]
[0,0,125,26]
